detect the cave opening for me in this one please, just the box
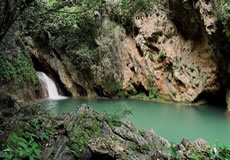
[132,83,149,96]
[194,88,227,108]
[31,54,71,97]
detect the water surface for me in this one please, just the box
[40,98,230,144]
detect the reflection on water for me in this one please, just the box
[40,98,230,144]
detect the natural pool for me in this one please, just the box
[41,98,230,145]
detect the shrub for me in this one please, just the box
[109,0,153,33]
[0,132,41,160]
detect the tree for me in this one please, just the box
[0,0,34,42]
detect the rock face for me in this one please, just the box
[21,0,225,103]
[92,1,221,102]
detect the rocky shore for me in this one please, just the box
[0,95,226,160]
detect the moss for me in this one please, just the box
[189,67,195,73]
[148,52,154,62]
[68,114,102,157]
[139,129,145,137]
[104,114,122,127]
[174,63,180,70]
[166,72,170,79]
[158,51,165,60]
[204,75,211,85]
[129,142,150,154]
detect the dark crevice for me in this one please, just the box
[175,79,186,89]
[194,88,227,107]
[31,54,71,97]
[133,26,139,37]
[146,43,160,53]
[147,31,162,43]
[136,44,144,57]
[75,83,88,96]
[51,47,62,61]
[132,83,149,96]
[90,154,116,160]
[93,85,105,97]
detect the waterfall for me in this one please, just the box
[37,72,66,100]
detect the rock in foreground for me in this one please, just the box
[0,97,225,160]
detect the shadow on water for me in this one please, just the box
[40,98,230,145]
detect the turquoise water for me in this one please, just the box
[41,98,230,144]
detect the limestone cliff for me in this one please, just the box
[16,0,228,105]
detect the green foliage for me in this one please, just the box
[226,31,230,39]
[205,145,230,160]
[68,114,102,157]
[188,144,230,160]
[214,0,230,21]
[133,143,150,154]
[127,84,137,95]
[71,45,95,72]
[135,92,148,98]
[218,145,230,159]
[166,71,170,79]
[0,54,38,87]
[109,0,153,33]
[0,105,56,159]
[147,73,160,99]
[189,67,195,73]
[214,0,230,41]
[28,117,55,144]
[0,132,41,160]
[104,106,133,127]
[103,74,123,96]
[21,0,103,70]
[189,152,202,160]
[174,64,180,70]
[149,87,160,99]
[116,90,129,98]
[204,75,211,85]
[167,142,179,159]
[24,0,103,35]
[0,34,38,88]
[158,51,165,60]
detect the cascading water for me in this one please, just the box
[37,72,66,100]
